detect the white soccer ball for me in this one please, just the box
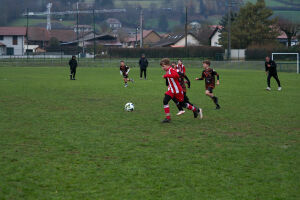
[125,102,134,112]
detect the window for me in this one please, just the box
[0,36,3,40]
[13,36,18,45]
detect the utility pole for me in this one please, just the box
[93,9,96,60]
[76,2,79,61]
[140,8,143,48]
[135,26,139,48]
[26,8,29,61]
[227,0,232,60]
[46,3,52,30]
[185,6,188,55]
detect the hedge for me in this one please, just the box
[106,46,224,59]
[246,46,300,60]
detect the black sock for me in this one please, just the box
[212,96,218,105]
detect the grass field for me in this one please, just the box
[0,65,299,199]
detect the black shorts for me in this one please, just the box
[207,87,213,93]
[123,75,128,78]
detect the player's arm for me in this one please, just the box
[265,62,269,75]
[126,66,130,74]
[195,71,205,80]
[184,74,191,88]
[214,70,220,85]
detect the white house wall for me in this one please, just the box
[211,31,221,47]
[0,36,25,55]
[175,35,200,46]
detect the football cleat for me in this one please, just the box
[266,87,271,91]
[193,109,199,118]
[176,110,185,116]
[216,104,221,110]
[162,118,171,123]
[278,87,282,91]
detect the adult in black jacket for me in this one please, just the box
[69,56,78,80]
[265,56,281,91]
[139,54,148,79]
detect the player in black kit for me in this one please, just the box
[120,61,134,87]
[195,60,220,109]
[265,56,281,91]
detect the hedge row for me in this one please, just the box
[106,46,224,59]
[246,46,300,60]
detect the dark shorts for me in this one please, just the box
[123,75,128,78]
[207,87,213,93]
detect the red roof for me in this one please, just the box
[28,27,77,42]
[0,27,27,36]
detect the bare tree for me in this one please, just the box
[278,18,300,47]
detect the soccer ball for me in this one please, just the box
[125,102,134,112]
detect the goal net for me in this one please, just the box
[272,53,299,74]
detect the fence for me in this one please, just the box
[0,58,298,73]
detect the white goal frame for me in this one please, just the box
[272,53,299,74]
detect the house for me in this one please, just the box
[0,27,26,55]
[277,31,299,46]
[27,27,77,48]
[209,25,223,47]
[61,32,122,48]
[124,30,161,47]
[153,33,200,47]
[209,25,299,47]
[106,18,122,30]
[73,25,93,33]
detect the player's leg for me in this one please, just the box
[174,98,185,115]
[176,92,191,116]
[266,73,271,90]
[127,77,134,83]
[123,77,128,87]
[140,68,143,79]
[273,74,281,90]
[206,88,220,109]
[70,68,73,80]
[176,92,202,119]
[184,92,193,106]
[179,101,203,119]
[72,68,76,80]
[144,69,147,80]
[162,93,173,123]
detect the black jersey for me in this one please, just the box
[265,60,277,74]
[120,65,130,76]
[199,68,219,89]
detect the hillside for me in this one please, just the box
[6,0,300,31]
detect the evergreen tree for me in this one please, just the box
[220,0,279,48]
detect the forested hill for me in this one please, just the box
[0,0,299,26]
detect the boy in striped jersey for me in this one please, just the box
[160,58,203,123]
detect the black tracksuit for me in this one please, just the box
[139,57,148,79]
[265,60,281,87]
[69,58,78,80]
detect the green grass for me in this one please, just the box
[0,65,299,199]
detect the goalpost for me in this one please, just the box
[272,53,299,74]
